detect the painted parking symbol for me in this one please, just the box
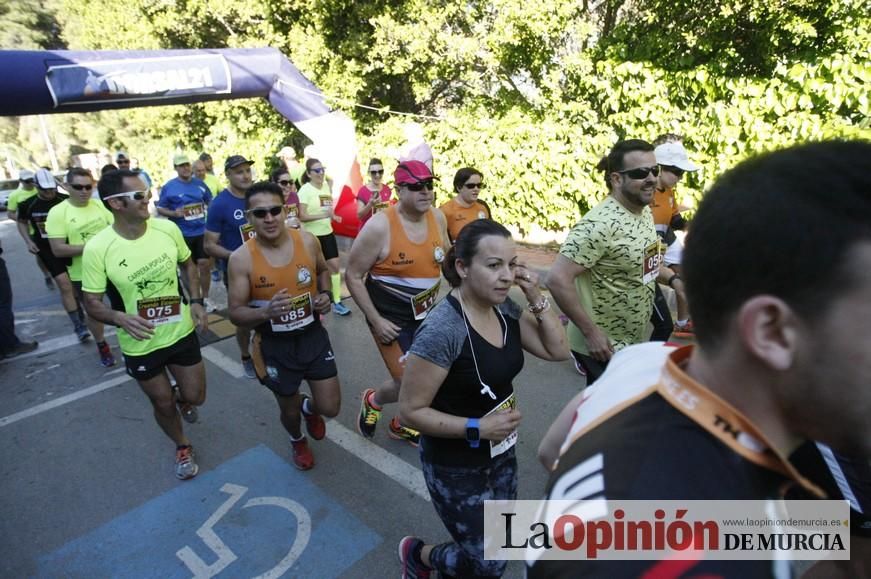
[177,483,311,578]
[38,445,381,578]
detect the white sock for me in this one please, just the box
[290,433,305,442]
[676,319,689,327]
[301,396,313,415]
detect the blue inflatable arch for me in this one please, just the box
[0,47,363,235]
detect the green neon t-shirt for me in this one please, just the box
[297,182,334,236]
[45,199,113,281]
[82,218,194,356]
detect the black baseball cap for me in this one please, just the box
[224,155,253,171]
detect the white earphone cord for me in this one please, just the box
[457,289,505,400]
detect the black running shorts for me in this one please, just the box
[123,330,202,381]
[37,249,69,279]
[316,233,339,261]
[252,324,337,396]
[184,235,209,262]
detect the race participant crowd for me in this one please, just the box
[1,135,868,578]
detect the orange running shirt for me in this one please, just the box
[439,197,490,242]
[367,206,446,324]
[247,228,319,336]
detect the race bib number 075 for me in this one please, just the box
[137,296,182,326]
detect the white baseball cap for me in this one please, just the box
[35,168,57,189]
[19,170,35,181]
[655,142,699,172]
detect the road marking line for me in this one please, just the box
[325,421,430,502]
[0,329,117,365]
[202,345,431,502]
[0,374,130,428]
[201,345,244,378]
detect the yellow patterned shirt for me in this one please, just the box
[559,196,660,356]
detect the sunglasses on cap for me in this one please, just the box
[464,182,485,190]
[403,179,434,192]
[104,190,150,201]
[247,205,284,219]
[67,183,94,192]
[617,165,660,179]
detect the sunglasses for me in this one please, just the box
[618,165,660,179]
[370,170,384,175]
[104,190,149,201]
[22,180,35,184]
[662,166,685,178]
[247,205,284,219]
[278,180,293,187]
[309,167,325,174]
[464,182,485,190]
[68,183,94,192]
[404,179,434,192]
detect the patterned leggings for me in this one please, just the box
[421,449,517,578]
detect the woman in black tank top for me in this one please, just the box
[396,219,570,578]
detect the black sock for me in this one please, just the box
[67,310,82,328]
[76,306,86,324]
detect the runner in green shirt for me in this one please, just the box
[82,169,209,481]
[7,170,55,289]
[46,168,115,366]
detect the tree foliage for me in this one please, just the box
[1,0,867,239]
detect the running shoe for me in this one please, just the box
[178,401,199,424]
[673,320,696,339]
[175,445,199,480]
[2,340,38,359]
[75,324,91,342]
[203,298,218,313]
[44,277,55,290]
[300,394,325,440]
[332,301,351,316]
[357,388,381,438]
[291,438,314,470]
[97,342,116,367]
[398,536,431,579]
[241,356,256,379]
[388,417,420,447]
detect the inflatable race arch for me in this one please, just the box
[0,47,363,236]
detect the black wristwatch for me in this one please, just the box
[466,418,480,449]
[190,298,205,305]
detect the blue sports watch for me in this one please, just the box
[466,418,481,449]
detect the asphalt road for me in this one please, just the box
[0,213,582,578]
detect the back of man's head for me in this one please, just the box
[683,140,871,348]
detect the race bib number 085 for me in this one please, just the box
[270,293,314,332]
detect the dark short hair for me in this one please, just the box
[442,219,513,287]
[368,158,383,169]
[199,152,212,161]
[452,167,483,193]
[66,167,93,183]
[270,167,290,183]
[245,181,285,208]
[100,164,118,175]
[595,139,655,184]
[683,140,871,349]
[97,169,143,210]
